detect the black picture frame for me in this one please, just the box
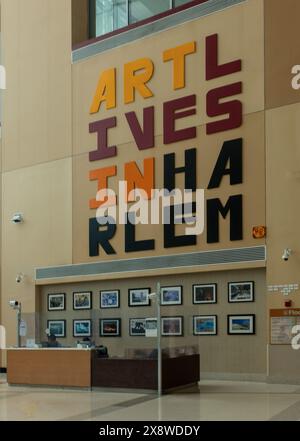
[48,293,66,311]
[129,318,146,336]
[193,315,218,336]
[73,291,92,310]
[73,319,92,337]
[100,290,120,309]
[228,281,255,303]
[161,316,183,336]
[100,318,121,337]
[128,288,151,307]
[161,286,183,306]
[227,314,256,335]
[47,320,66,338]
[193,284,217,304]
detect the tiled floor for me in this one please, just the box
[1,375,300,421]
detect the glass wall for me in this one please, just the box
[129,0,170,24]
[90,0,196,38]
[94,0,128,37]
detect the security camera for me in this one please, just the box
[11,213,24,224]
[282,248,292,261]
[148,293,157,299]
[15,273,24,283]
[9,300,21,312]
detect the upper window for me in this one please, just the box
[94,1,127,37]
[129,1,170,24]
[90,0,194,38]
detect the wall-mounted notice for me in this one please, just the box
[145,318,157,338]
[270,309,300,345]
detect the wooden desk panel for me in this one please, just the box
[91,354,200,391]
[92,357,158,389]
[162,355,200,390]
[7,349,91,388]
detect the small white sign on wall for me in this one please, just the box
[145,318,157,338]
[268,284,299,296]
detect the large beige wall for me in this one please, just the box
[1,0,72,171]
[265,0,300,110]
[0,0,268,375]
[265,0,300,305]
[266,103,300,295]
[1,0,299,382]
[0,0,73,366]
[265,0,300,381]
[72,0,266,263]
[40,268,266,378]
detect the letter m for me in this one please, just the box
[207,195,243,243]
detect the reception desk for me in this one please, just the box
[7,348,200,391]
[7,348,91,388]
[91,353,200,391]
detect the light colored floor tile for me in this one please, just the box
[0,378,300,421]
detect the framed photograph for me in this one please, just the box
[99,318,121,337]
[128,288,151,307]
[161,316,183,336]
[129,318,146,336]
[73,291,92,310]
[193,284,217,304]
[100,319,121,337]
[161,286,182,305]
[100,290,120,309]
[228,282,254,303]
[47,320,66,338]
[193,315,217,335]
[73,319,92,337]
[48,293,65,311]
[228,315,255,335]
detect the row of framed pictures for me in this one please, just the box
[47,314,256,338]
[48,282,255,311]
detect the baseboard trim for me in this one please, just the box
[201,372,267,382]
[267,376,300,386]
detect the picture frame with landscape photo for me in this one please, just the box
[48,293,66,311]
[227,315,255,335]
[73,319,92,337]
[228,281,254,303]
[161,286,182,305]
[73,291,92,310]
[128,288,151,307]
[193,284,217,304]
[100,318,121,337]
[193,315,217,335]
[47,320,66,338]
[129,318,146,336]
[100,290,120,309]
[161,316,183,336]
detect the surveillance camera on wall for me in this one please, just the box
[282,248,292,261]
[148,293,157,299]
[9,300,21,312]
[11,213,24,224]
[15,273,24,283]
